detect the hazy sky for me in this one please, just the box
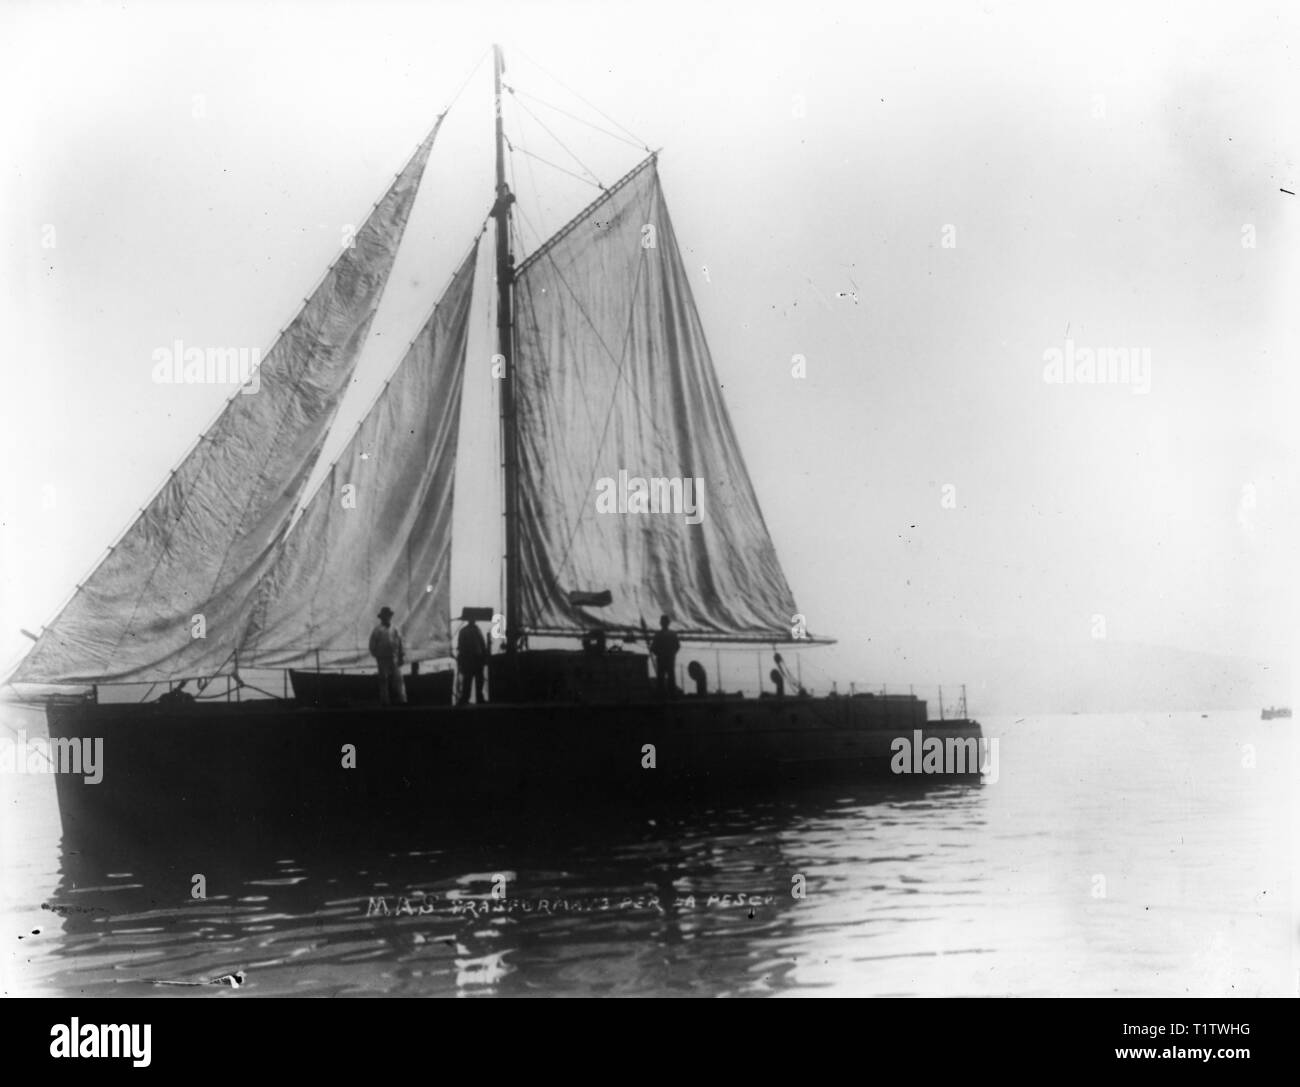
[2,0,1297,693]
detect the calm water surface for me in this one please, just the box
[1,709,1293,997]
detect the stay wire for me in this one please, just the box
[509,94,605,189]
[513,46,651,151]
[504,83,648,152]
[507,136,605,190]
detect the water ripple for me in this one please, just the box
[2,711,1292,996]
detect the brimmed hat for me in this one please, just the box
[377,606,395,619]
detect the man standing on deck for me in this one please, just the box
[456,617,488,705]
[650,614,681,698]
[369,606,406,707]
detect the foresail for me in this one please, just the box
[512,158,799,641]
[12,122,443,685]
[236,243,477,670]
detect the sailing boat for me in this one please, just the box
[8,47,981,839]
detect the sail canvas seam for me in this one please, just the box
[234,245,476,668]
[273,220,488,542]
[14,121,443,684]
[655,193,798,610]
[512,162,802,640]
[97,348,340,677]
[520,174,661,614]
[515,171,659,630]
[517,175,658,497]
[6,128,444,685]
[101,189,416,673]
[196,132,446,660]
[237,234,482,665]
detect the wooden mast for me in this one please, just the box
[492,43,521,654]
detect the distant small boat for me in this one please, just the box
[1261,706,1292,720]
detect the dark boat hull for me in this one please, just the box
[44,695,984,845]
[288,668,455,706]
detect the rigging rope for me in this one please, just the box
[513,47,651,151]
[507,98,550,256]
[446,47,491,112]
[508,93,605,189]
[503,83,648,152]
[506,136,604,189]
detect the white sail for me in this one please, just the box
[512,157,800,641]
[236,244,477,669]
[12,122,443,685]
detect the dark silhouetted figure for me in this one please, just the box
[457,619,487,705]
[157,680,196,705]
[650,614,681,698]
[369,606,406,707]
[687,660,708,697]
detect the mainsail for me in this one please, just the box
[13,122,444,685]
[236,243,477,669]
[512,157,799,641]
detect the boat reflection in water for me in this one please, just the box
[44,779,986,997]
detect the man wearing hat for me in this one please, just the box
[369,606,406,707]
[650,614,681,698]
[456,612,488,706]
